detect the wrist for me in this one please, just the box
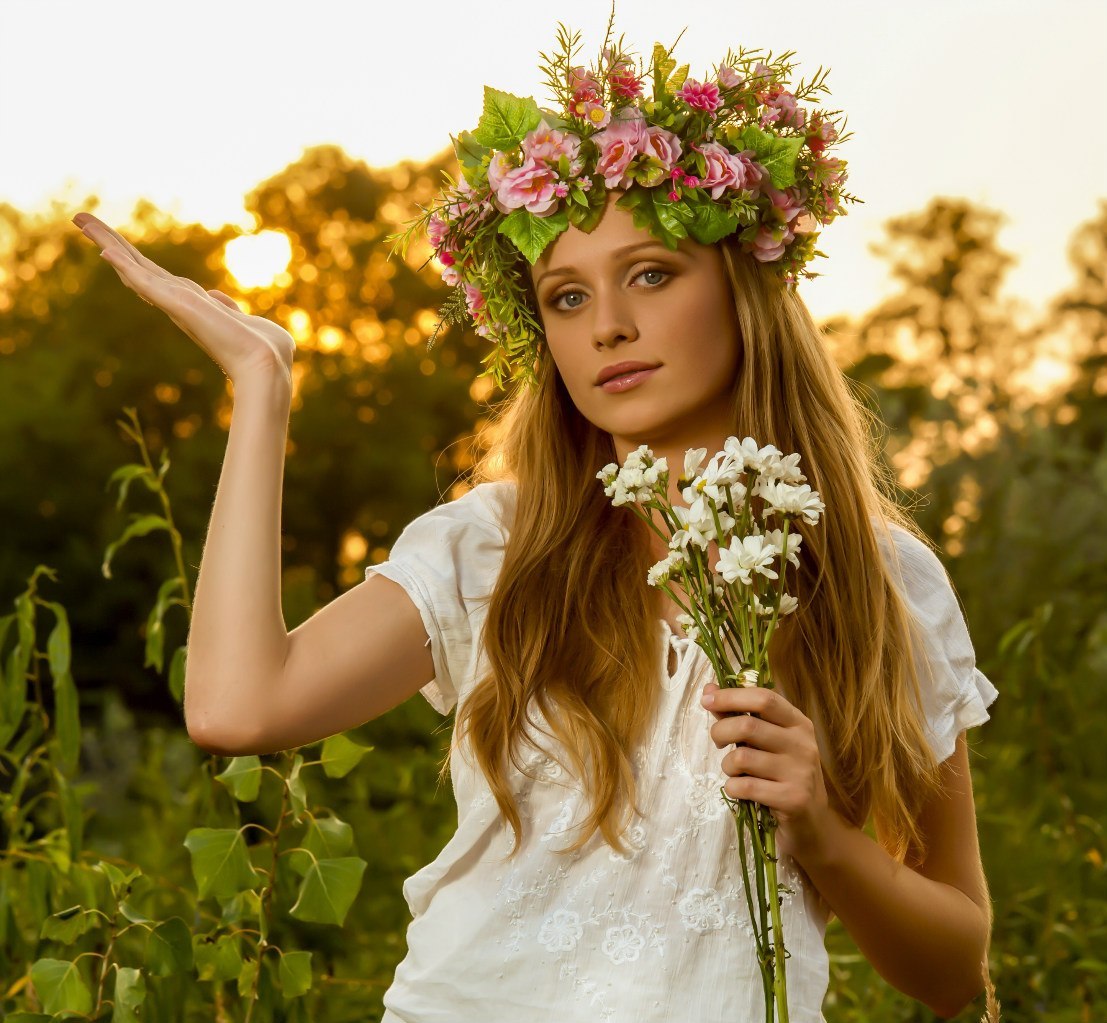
[791,802,850,874]
[232,369,292,410]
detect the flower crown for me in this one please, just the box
[389,17,860,393]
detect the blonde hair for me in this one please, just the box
[449,236,948,868]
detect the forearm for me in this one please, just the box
[183,372,292,751]
[793,807,989,1018]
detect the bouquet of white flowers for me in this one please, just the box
[597,436,825,1023]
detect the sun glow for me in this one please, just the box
[222,230,292,290]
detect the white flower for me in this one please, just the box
[677,887,726,933]
[647,559,672,587]
[759,480,825,525]
[681,447,708,483]
[601,923,645,964]
[773,451,806,484]
[609,823,647,863]
[752,592,799,616]
[724,436,784,475]
[537,909,584,953]
[763,526,804,568]
[716,533,780,586]
[596,462,619,486]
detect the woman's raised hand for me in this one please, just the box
[72,212,296,390]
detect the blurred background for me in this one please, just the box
[1,0,1105,1019]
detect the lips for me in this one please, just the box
[595,361,662,386]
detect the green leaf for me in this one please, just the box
[168,645,186,705]
[101,514,174,580]
[471,86,543,150]
[105,462,155,511]
[146,917,194,977]
[28,958,92,1015]
[289,856,367,926]
[193,932,243,983]
[183,828,262,901]
[302,816,355,860]
[215,756,263,802]
[319,733,372,778]
[453,130,489,187]
[40,600,80,774]
[278,949,313,998]
[497,207,570,265]
[567,197,606,234]
[111,967,146,1023]
[614,190,684,250]
[686,199,741,244]
[738,125,805,190]
[237,955,258,998]
[39,906,102,945]
[287,753,308,820]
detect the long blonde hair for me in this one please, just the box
[450,236,948,868]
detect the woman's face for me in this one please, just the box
[530,191,742,462]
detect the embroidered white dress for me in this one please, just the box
[365,480,998,1023]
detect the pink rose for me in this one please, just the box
[643,126,682,170]
[694,142,761,199]
[750,224,790,262]
[676,79,723,113]
[522,119,583,170]
[593,109,649,188]
[763,184,805,226]
[492,157,560,216]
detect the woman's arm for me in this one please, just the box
[702,682,991,1019]
[793,730,991,1018]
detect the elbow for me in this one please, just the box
[184,703,251,758]
[930,918,993,1019]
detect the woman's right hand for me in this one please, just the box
[73,212,296,391]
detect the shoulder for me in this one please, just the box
[870,515,950,591]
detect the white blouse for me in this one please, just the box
[365,480,998,1023]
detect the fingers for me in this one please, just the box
[73,213,175,282]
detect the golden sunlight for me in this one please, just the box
[222,230,292,290]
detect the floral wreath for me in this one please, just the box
[389,12,861,392]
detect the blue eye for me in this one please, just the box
[557,290,585,309]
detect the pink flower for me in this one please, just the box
[806,114,839,156]
[426,213,448,250]
[593,109,649,188]
[579,101,612,129]
[676,79,723,113]
[750,224,790,262]
[763,184,806,227]
[554,182,569,198]
[486,151,517,193]
[606,55,643,100]
[762,90,806,130]
[522,120,583,171]
[716,65,742,90]
[668,189,680,202]
[643,125,682,170]
[491,157,560,216]
[463,282,486,320]
[568,65,600,96]
[694,142,761,200]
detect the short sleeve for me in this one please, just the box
[876,522,999,763]
[364,481,512,715]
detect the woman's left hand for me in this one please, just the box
[701,680,834,863]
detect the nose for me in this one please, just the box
[591,283,639,351]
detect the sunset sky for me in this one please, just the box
[2,0,1104,326]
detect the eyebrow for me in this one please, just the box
[534,241,684,288]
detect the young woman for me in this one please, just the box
[71,29,999,1023]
